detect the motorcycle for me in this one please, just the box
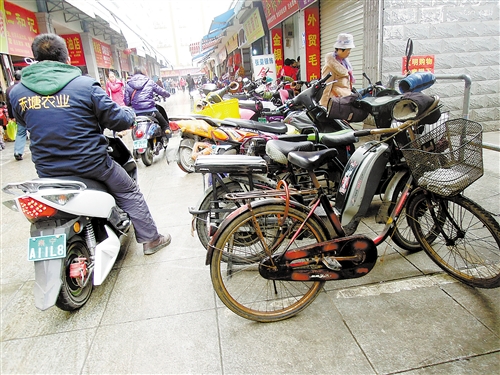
[2,135,136,311]
[131,104,170,166]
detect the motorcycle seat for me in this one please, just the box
[266,140,314,165]
[358,95,403,114]
[221,118,288,134]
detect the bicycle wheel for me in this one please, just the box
[389,173,444,252]
[195,180,245,249]
[210,202,328,322]
[408,193,500,288]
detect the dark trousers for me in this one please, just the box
[83,159,159,243]
[137,110,170,134]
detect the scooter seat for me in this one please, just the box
[48,176,108,192]
[221,118,288,134]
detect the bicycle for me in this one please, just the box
[206,99,500,322]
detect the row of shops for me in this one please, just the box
[188,0,367,87]
[0,0,167,102]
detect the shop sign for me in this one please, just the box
[402,55,435,74]
[226,34,238,54]
[251,54,276,82]
[4,1,39,57]
[298,0,317,9]
[61,34,86,66]
[119,50,130,72]
[304,2,320,81]
[262,0,299,30]
[92,37,113,69]
[271,27,284,77]
[218,47,227,63]
[0,1,8,54]
[243,8,265,45]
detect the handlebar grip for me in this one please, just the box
[353,130,373,137]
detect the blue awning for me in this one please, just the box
[192,46,216,62]
[200,8,234,41]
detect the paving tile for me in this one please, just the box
[1,328,96,374]
[83,310,221,374]
[331,285,500,374]
[217,292,375,375]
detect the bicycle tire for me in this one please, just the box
[408,193,500,288]
[195,181,246,249]
[210,202,328,322]
[389,173,444,252]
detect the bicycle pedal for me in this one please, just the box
[322,256,342,271]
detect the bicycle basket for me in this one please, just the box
[194,98,240,119]
[401,118,483,197]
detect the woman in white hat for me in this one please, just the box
[319,33,356,107]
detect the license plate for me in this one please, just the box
[28,234,67,261]
[133,139,148,149]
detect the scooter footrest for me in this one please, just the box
[194,155,268,174]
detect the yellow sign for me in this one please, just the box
[226,34,238,54]
[243,8,265,45]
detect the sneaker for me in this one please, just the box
[143,234,171,255]
[14,154,23,161]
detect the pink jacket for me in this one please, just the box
[106,79,125,106]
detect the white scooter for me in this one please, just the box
[2,136,136,311]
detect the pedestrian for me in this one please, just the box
[179,77,186,92]
[319,33,356,107]
[186,74,195,99]
[124,66,171,141]
[278,58,297,82]
[105,71,125,106]
[6,70,25,160]
[9,33,171,255]
[295,56,301,81]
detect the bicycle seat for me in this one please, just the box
[221,118,288,134]
[288,148,338,171]
[266,140,314,165]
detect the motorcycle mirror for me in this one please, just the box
[362,72,372,86]
[405,38,413,74]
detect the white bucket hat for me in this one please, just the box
[334,33,355,49]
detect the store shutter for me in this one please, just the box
[319,0,364,85]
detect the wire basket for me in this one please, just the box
[401,118,483,197]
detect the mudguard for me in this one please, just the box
[335,141,390,235]
[33,259,63,311]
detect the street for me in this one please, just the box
[1,90,499,374]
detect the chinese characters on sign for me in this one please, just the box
[304,3,320,81]
[262,0,300,29]
[61,34,86,66]
[93,38,113,69]
[4,1,39,57]
[271,27,284,80]
[251,54,276,82]
[402,55,435,74]
[243,8,265,45]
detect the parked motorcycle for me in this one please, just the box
[2,135,136,311]
[131,104,170,166]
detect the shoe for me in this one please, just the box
[14,154,23,161]
[143,234,171,255]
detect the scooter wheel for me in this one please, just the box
[56,236,93,311]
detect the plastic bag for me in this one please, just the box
[5,119,17,141]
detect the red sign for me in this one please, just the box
[92,38,113,69]
[403,55,435,74]
[271,27,284,78]
[262,0,300,30]
[119,50,130,72]
[61,34,86,66]
[304,3,320,81]
[4,1,39,57]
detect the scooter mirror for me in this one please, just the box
[405,38,413,74]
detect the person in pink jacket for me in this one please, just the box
[106,71,125,106]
